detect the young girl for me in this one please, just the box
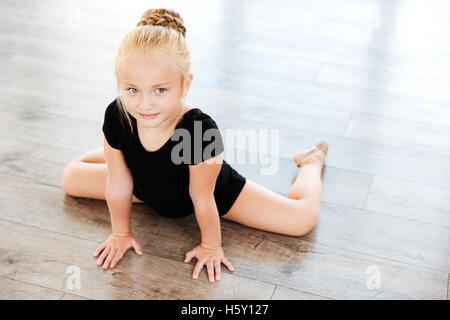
[61,8,328,283]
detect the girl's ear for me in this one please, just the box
[183,73,194,97]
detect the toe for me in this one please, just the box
[293,147,316,164]
[317,141,328,155]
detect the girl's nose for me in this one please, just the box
[141,92,157,109]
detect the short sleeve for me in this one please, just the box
[102,100,123,150]
[189,115,224,165]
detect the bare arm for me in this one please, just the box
[186,152,234,281]
[192,195,222,247]
[188,153,223,247]
[93,137,143,270]
[103,136,134,234]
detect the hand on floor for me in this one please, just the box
[184,244,234,282]
[93,233,143,269]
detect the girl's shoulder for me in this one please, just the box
[104,98,123,123]
[178,105,224,165]
[103,98,127,150]
[105,98,135,129]
[180,104,219,129]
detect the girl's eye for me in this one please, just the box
[126,87,166,95]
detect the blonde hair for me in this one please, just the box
[114,8,191,135]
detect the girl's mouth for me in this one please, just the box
[139,113,159,119]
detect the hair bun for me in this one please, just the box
[137,8,186,38]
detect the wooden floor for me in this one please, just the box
[1,0,449,300]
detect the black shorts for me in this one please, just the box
[214,162,247,216]
[132,160,246,218]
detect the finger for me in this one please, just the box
[192,261,205,280]
[132,240,143,255]
[97,246,111,266]
[214,260,221,281]
[110,251,123,269]
[93,242,107,257]
[222,256,235,272]
[207,260,215,282]
[97,245,110,266]
[185,250,196,263]
[105,247,119,269]
[103,247,117,269]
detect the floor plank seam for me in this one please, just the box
[352,109,450,131]
[269,286,276,300]
[258,234,450,275]
[323,198,450,230]
[361,174,374,209]
[0,274,90,300]
[308,240,449,276]
[208,81,450,132]
[287,63,450,108]
[312,61,326,83]
[342,111,354,135]
[0,131,99,155]
[229,271,333,300]
[34,181,62,190]
[225,67,450,123]
[334,131,450,159]
[350,171,450,195]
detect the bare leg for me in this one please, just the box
[289,141,328,202]
[61,147,144,203]
[288,163,323,201]
[221,142,328,236]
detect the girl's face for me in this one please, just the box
[118,50,191,129]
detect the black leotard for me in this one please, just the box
[102,98,246,219]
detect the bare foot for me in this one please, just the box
[293,141,328,168]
